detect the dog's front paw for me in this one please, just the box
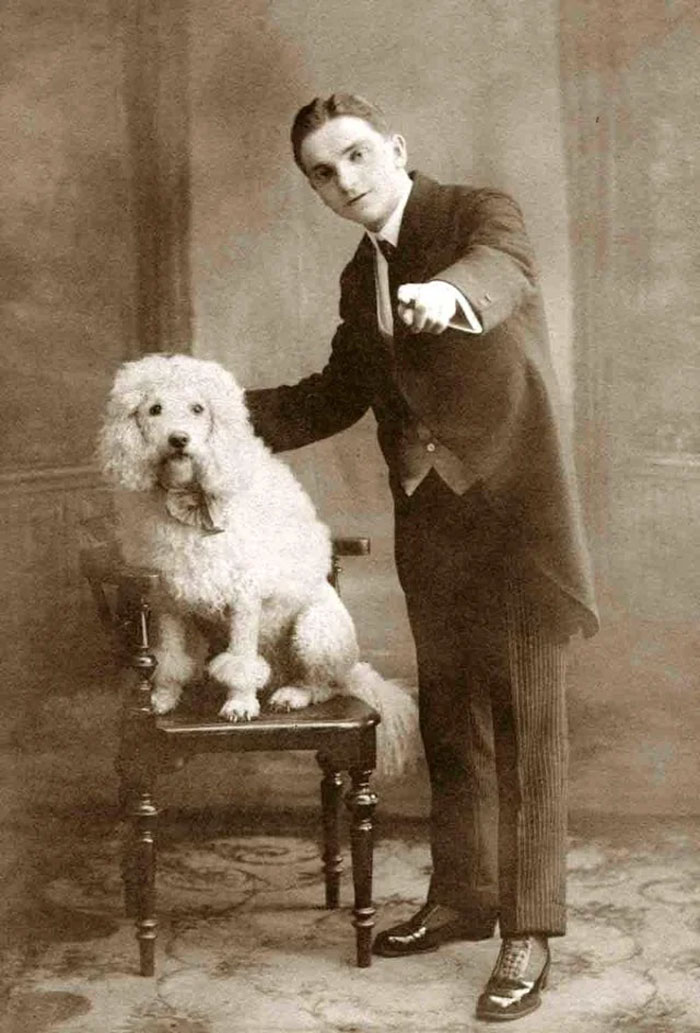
[208,652,270,693]
[219,693,261,722]
[269,686,313,712]
[151,681,183,715]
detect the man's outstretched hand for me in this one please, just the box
[397,281,459,335]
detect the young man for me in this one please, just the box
[245,93,598,1023]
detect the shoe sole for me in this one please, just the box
[372,941,441,958]
[475,993,543,1022]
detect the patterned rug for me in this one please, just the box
[2,811,699,1033]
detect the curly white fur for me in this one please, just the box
[98,354,417,777]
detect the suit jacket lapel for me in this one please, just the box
[394,173,448,283]
[343,233,374,313]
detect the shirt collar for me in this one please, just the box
[367,177,413,251]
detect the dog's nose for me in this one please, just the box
[168,432,190,450]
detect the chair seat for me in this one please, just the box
[155,695,380,765]
[160,694,379,735]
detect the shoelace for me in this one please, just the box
[496,938,532,982]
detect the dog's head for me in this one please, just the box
[98,354,255,495]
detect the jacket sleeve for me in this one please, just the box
[434,189,538,334]
[244,319,373,453]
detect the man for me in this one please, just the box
[245,93,598,1023]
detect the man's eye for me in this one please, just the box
[148,403,162,416]
[350,149,365,162]
[191,403,204,415]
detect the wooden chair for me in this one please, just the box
[80,533,379,976]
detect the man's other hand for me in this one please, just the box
[396,281,459,335]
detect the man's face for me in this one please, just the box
[300,116,409,232]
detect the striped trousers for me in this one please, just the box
[393,471,569,937]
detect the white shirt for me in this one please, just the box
[366,181,483,340]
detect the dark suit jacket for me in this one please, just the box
[246,173,599,638]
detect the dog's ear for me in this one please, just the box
[97,382,152,491]
[196,364,259,497]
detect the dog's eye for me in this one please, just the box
[191,403,204,415]
[148,403,162,416]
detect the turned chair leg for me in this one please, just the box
[128,786,159,976]
[117,574,160,977]
[345,767,378,967]
[117,781,139,918]
[117,764,158,973]
[317,758,344,908]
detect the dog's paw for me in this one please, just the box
[219,693,260,722]
[268,686,313,712]
[208,652,271,693]
[151,681,183,715]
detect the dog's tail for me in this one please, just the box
[341,662,420,780]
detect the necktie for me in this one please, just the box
[374,238,399,339]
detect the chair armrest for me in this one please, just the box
[80,535,369,579]
[331,537,371,557]
[80,543,160,639]
[328,537,370,595]
[79,536,369,636]
[79,544,160,591]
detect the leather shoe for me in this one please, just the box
[372,903,495,958]
[476,935,550,1022]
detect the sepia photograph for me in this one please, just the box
[1,1,698,1030]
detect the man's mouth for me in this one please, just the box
[346,192,369,208]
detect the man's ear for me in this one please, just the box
[391,133,407,167]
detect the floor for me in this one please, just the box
[2,603,699,1033]
[2,803,699,1033]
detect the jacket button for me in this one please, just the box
[426,442,436,453]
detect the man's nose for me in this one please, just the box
[168,431,189,450]
[336,164,359,194]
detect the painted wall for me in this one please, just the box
[0,0,135,735]
[1,1,136,471]
[556,0,700,817]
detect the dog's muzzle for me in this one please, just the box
[158,456,194,489]
[158,432,196,488]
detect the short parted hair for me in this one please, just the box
[291,93,389,172]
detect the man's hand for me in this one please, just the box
[396,281,459,335]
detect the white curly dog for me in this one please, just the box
[98,354,416,775]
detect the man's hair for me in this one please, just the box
[291,93,389,172]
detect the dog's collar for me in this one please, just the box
[159,484,225,535]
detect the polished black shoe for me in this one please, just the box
[476,935,550,1022]
[372,903,495,958]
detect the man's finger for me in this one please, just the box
[397,302,415,328]
[397,284,421,307]
[411,303,428,333]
